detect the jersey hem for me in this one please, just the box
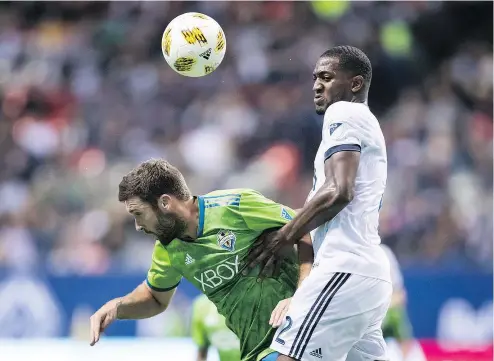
[269,343,291,358]
[146,279,180,292]
[320,268,391,283]
[256,348,277,361]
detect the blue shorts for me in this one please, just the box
[261,352,279,361]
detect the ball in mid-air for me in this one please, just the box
[161,12,226,77]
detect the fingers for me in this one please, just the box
[258,254,276,279]
[269,299,290,328]
[269,303,281,326]
[245,233,268,263]
[272,258,282,279]
[101,314,113,329]
[89,314,101,346]
[243,243,272,275]
[273,307,288,328]
[90,313,110,346]
[243,246,264,274]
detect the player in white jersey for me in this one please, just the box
[246,46,391,361]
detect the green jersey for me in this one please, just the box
[191,294,241,361]
[146,189,298,361]
[382,306,412,341]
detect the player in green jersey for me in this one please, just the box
[191,294,241,361]
[381,244,413,360]
[89,159,313,361]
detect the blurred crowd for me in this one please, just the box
[0,2,491,275]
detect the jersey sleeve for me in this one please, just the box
[191,295,210,348]
[322,102,363,161]
[146,241,182,292]
[239,190,296,231]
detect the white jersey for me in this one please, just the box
[308,101,390,282]
[381,244,404,291]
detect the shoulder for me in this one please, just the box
[203,188,260,197]
[202,188,264,203]
[324,101,371,125]
[151,240,172,260]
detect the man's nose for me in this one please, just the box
[313,80,323,92]
[135,220,143,232]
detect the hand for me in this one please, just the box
[244,229,291,278]
[269,298,292,328]
[89,299,120,346]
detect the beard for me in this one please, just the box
[315,87,352,114]
[155,211,188,245]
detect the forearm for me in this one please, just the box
[283,184,350,245]
[116,282,168,320]
[297,234,314,287]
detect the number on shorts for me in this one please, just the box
[275,316,292,345]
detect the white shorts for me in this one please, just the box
[270,271,392,361]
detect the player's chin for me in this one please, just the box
[314,104,326,115]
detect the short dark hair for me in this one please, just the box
[321,45,372,85]
[118,159,191,205]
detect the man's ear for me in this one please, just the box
[351,75,364,93]
[157,194,172,212]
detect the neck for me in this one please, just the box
[182,196,199,240]
[350,95,367,104]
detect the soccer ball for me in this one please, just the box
[161,12,226,77]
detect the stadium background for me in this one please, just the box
[0,1,491,360]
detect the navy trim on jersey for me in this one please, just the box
[197,196,205,237]
[289,272,351,359]
[146,279,180,292]
[324,144,361,161]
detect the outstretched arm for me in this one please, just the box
[245,150,360,273]
[116,281,175,319]
[89,281,175,346]
[280,150,360,245]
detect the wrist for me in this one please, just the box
[114,298,124,320]
[279,225,295,245]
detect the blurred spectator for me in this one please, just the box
[0,1,491,275]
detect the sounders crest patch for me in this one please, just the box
[281,207,293,221]
[217,230,236,252]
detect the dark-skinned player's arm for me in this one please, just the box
[295,231,313,287]
[90,281,176,346]
[246,150,360,273]
[281,150,359,245]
